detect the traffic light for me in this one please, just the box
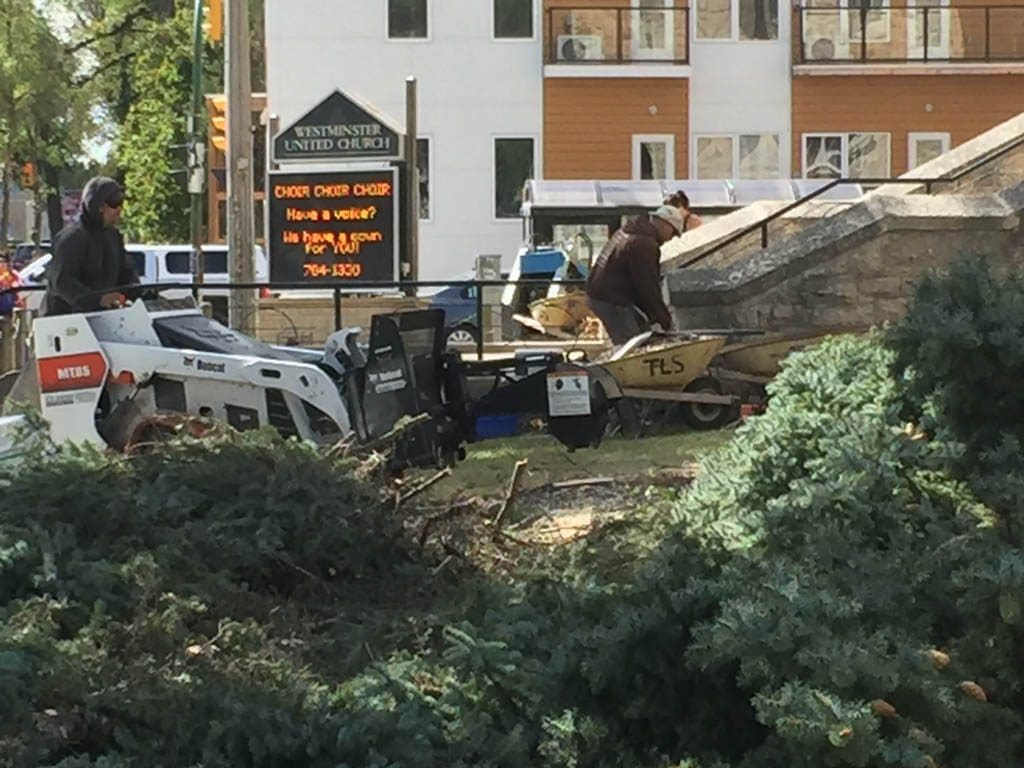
[209,95,227,152]
[203,0,223,42]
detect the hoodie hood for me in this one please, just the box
[80,177,125,229]
[622,213,659,241]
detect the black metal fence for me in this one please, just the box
[1,278,590,364]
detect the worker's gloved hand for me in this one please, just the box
[99,292,128,309]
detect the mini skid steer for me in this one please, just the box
[0,295,612,468]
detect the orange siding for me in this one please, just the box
[544,78,689,179]
[791,75,1024,175]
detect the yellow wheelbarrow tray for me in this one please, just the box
[715,331,835,380]
[587,331,736,411]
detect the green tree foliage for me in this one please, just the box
[0,0,84,241]
[110,4,194,242]
[3,256,1024,767]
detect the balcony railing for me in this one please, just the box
[544,6,690,64]
[796,3,1024,64]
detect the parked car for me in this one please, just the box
[427,282,481,347]
[11,241,50,271]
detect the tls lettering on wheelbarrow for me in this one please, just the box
[644,356,686,377]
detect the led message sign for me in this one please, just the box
[268,170,398,284]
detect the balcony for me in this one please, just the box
[796,3,1024,65]
[543,6,690,65]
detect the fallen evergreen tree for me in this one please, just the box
[1,256,1022,767]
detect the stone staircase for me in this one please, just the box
[661,112,1024,335]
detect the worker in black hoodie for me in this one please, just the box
[45,176,139,316]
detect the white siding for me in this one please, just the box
[264,0,543,280]
[688,4,792,176]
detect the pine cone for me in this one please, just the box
[927,649,951,669]
[909,727,930,744]
[871,699,898,718]
[958,680,987,702]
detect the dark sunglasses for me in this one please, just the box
[107,200,124,210]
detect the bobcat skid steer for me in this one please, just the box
[0,296,472,471]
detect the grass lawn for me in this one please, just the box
[428,428,734,500]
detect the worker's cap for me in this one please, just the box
[650,205,687,236]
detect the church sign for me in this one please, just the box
[273,90,403,163]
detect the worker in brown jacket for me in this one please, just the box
[586,205,685,345]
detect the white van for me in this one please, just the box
[17,244,269,322]
[125,244,270,322]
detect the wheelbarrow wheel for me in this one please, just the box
[680,376,738,431]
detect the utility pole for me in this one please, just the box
[225,0,256,334]
[188,0,206,296]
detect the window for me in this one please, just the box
[694,133,780,179]
[908,0,950,58]
[166,251,228,274]
[739,0,779,39]
[697,0,778,40]
[633,0,675,59]
[494,0,533,38]
[164,251,196,275]
[908,132,950,169]
[205,251,229,273]
[127,251,146,277]
[388,0,428,39]
[848,0,889,43]
[552,223,611,262]
[494,138,535,219]
[632,134,676,180]
[695,136,734,178]
[803,132,890,178]
[417,137,431,220]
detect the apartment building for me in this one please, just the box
[262,0,1024,279]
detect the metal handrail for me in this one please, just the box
[795,3,1024,64]
[678,131,1024,269]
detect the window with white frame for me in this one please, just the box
[633,134,675,180]
[908,132,950,169]
[389,0,428,39]
[416,137,431,220]
[696,0,779,40]
[494,0,533,38]
[494,137,535,219]
[803,132,890,178]
[695,133,780,179]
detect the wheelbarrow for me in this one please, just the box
[588,330,740,430]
